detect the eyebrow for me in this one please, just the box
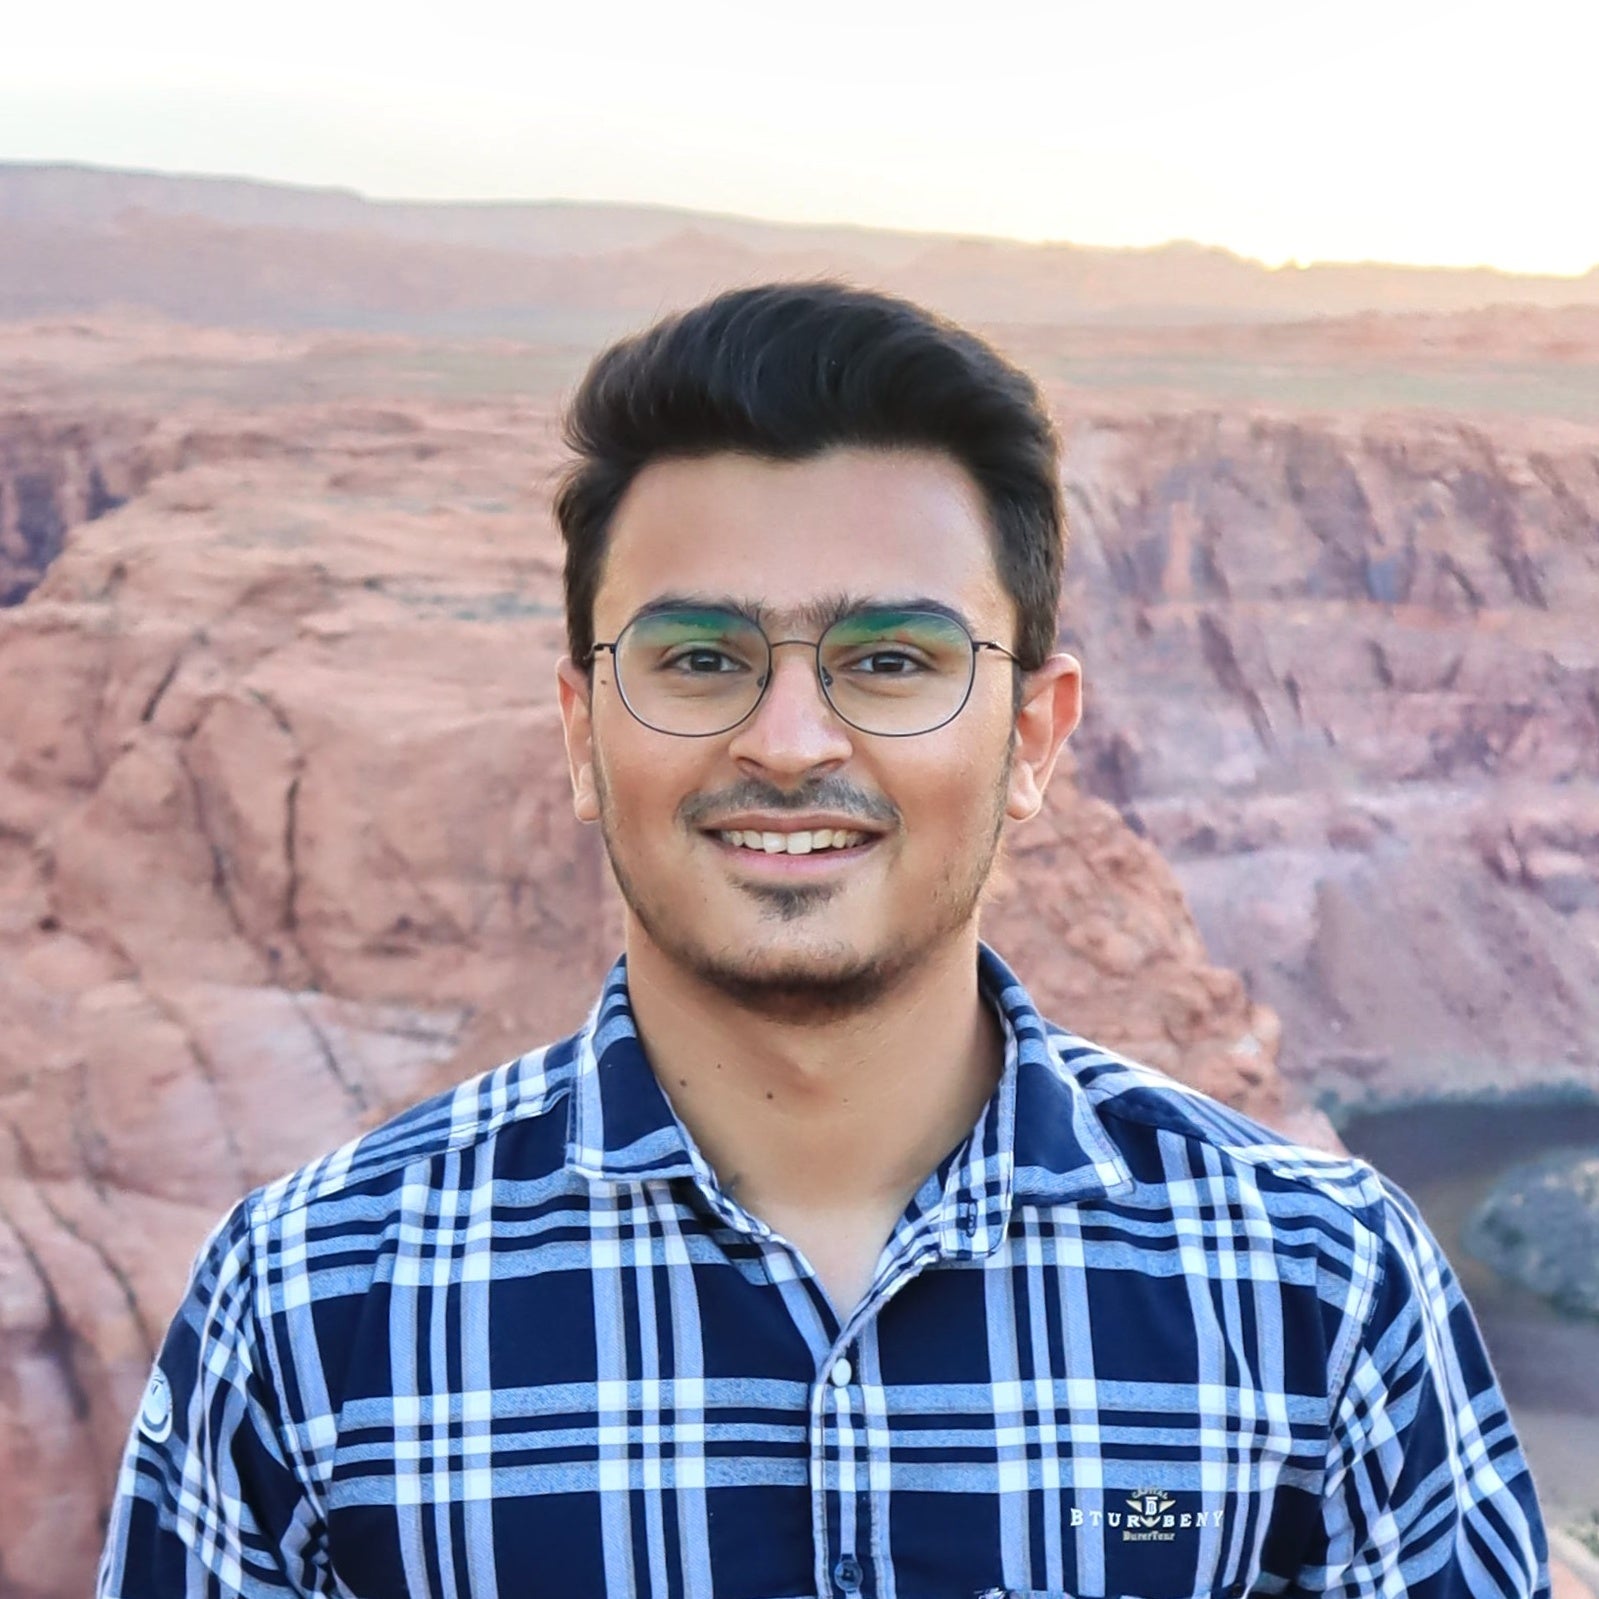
[628,592,979,634]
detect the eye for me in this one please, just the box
[663,645,747,674]
[850,647,928,675]
[844,645,933,677]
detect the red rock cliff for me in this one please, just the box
[1055,409,1599,1110]
[0,413,153,604]
[0,392,1290,1597]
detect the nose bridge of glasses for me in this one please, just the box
[713,634,849,757]
[759,635,837,704]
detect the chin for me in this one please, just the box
[642,901,915,1022]
[601,818,989,1023]
[684,936,905,1024]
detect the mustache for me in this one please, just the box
[679,777,899,831]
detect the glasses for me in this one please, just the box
[587,605,1019,738]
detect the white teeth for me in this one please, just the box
[717,828,867,853]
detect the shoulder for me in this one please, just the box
[1048,1028,1455,1378]
[235,1031,584,1239]
[1051,1025,1406,1250]
[147,1031,588,1465]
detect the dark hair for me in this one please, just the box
[555,281,1064,671]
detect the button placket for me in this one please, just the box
[839,1374,863,1571]
[821,1345,867,1598]
[812,1210,942,1598]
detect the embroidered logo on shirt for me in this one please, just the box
[137,1367,173,1444]
[1066,1488,1223,1542]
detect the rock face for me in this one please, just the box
[1467,1153,1599,1319]
[6,312,1596,1596]
[0,369,1295,1597]
[0,414,153,604]
[1056,408,1599,1112]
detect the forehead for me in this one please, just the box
[593,447,1009,629]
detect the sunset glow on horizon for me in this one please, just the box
[4,0,1595,278]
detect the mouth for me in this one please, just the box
[701,825,882,871]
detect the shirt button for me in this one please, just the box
[830,1357,853,1388]
[833,1555,863,1592]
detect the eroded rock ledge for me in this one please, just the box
[0,395,1307,1595]
[1057,410,1599,1110]
[10,332,1595,1591]
[0,413,157,604]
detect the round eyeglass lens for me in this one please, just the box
[613,609,770,735]
[817,610,976,735]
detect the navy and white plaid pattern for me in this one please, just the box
[100,945,1549,1598]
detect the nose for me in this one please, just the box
[725,640,854,776]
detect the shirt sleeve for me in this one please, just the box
[1299,1176,1551,1599]
[97,1200,323,1598]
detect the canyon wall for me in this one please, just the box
[0,415,153,604]
[0,386,1286,1598]
[1055,408,1599,1111]
[4,316,1595,1594]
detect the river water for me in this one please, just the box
[1339,1099,1599,1525]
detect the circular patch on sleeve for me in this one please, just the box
[137,1366,173,1444]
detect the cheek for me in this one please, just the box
[593,722,704,835]
[895,738,1010,834]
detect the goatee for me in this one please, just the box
[592,752,1010,1025]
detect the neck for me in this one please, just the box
[622,928,1003,1221]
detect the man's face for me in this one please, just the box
[556,447,1079,1019]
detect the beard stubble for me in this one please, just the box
[591,742,1014,1025]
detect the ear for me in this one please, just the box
[1005,652,1083,823]
[555,656,601,824]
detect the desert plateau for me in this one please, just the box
[2,165,1598,1598]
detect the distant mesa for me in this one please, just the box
[2,161,1598,335]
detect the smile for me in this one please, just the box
[715,828,870,855]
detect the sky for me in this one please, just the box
[4,0,1595,277]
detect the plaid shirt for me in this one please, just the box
[101,945,1549,1599]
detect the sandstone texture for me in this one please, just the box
[0,412,153,604]
[1054,408,1599,1113]
[0,325,1300,1597]
[3,310,1595,1594]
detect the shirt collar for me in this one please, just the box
[926,944,1132,1261]
[566,960,704,1185]
[566,944,1133,1241]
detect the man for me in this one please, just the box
[101,282,1548,1598]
